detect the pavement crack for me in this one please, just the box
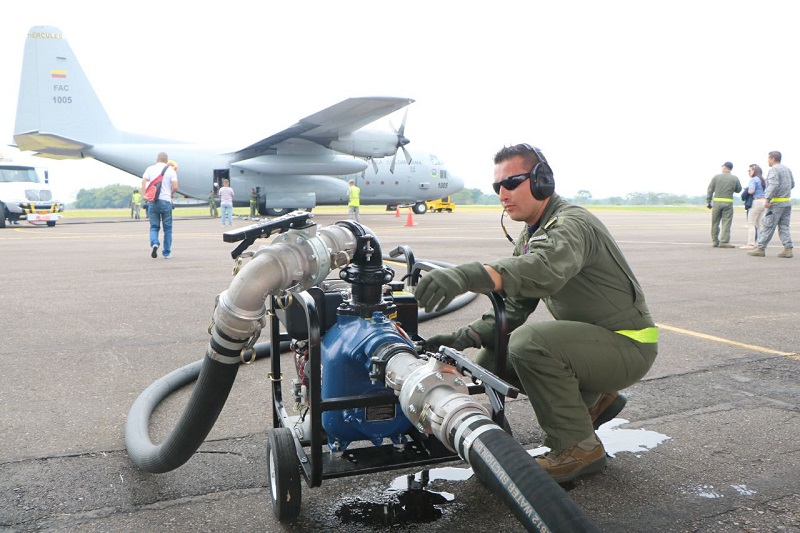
[194,449,245,457]
[15,488,266,531]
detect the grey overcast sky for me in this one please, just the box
[2,0,799,202]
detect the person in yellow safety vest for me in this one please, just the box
[130,189,143,219]
[748,151,795,258]
[416,143,658,484]
[706,161,742,248]
[348,179,360,222]
[250,188,258,218]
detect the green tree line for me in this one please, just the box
[451,188,789,206]
[72,184,792,209]
[72,185,191,208]
[73,184,138,209]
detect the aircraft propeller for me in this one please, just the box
[361,156,379,178]
[389,109,412,173]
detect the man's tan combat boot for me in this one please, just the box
[777,248,793,258]
[536,435,607,483]
[589,391,627,430]
[747,248,766,257]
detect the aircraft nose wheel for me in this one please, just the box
[266,428,302,522]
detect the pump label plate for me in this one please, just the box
[366,404,397,421]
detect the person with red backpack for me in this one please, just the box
[141,152,179,259]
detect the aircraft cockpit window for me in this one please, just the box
[0,167,39,183]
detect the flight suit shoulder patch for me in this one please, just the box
[543,215,559,230]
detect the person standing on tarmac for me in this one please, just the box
[415,143,658,483]
[748,151,795,258]
[706,162,742,248]
[208,186,219,218]
[740,164,766,249]
[130,189,143,219]
[250,188,258,218]
[348,179,361,222]
[219,179,235,226]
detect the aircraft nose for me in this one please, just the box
[448,173,465,194]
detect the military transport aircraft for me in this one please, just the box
[13,26,463,215]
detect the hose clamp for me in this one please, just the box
[453,412,488,458]
[239,329,262,365]
[232,251,254,277]
[460,420,503,461]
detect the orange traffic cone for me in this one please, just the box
[405,208,416,227]
[395,205,400,217]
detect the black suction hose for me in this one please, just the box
[454,414,600,533]
[125,341,287,473]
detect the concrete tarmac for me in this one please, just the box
[1,208,798,532]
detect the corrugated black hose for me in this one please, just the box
[125,341,286,473]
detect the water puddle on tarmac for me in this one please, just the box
[334,418,671,527]
[335,468,462,527]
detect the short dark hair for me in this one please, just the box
[494,144,539,167]
[769,151,782,163]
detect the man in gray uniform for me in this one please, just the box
[706,162,742,248]
[415,144,658,483]
[748,151,795,258]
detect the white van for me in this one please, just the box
[0,156,63,228]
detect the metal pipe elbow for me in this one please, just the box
[214,223,358,343]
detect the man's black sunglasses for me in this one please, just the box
[492,173,529,194]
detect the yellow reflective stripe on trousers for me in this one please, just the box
[615,327,659,343]
[771,198,791,203]
[713,198,733,202]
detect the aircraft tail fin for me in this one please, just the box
[14,26,118,157]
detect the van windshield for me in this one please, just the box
[0,166,40,183]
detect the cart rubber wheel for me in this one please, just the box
[266,428,302,522]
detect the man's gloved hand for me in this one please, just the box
[415,262,495,313]
[707,203,712,209]
[424,325,482,352]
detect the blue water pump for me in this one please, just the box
[318,223,415,452]
[321,311,414,451]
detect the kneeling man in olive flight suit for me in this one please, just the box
[416,143,658,483]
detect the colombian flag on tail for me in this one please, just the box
[51,70,67,79]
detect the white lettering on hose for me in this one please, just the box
[473,439,550,532]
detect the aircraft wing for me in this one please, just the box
[234,97,414,158]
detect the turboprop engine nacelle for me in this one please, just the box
[328,131,400,159]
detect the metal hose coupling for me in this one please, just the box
[209,223,358,364]
[387,350,601,533]
[386,353,489,453]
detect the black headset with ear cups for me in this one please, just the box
[521,143,555,200]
